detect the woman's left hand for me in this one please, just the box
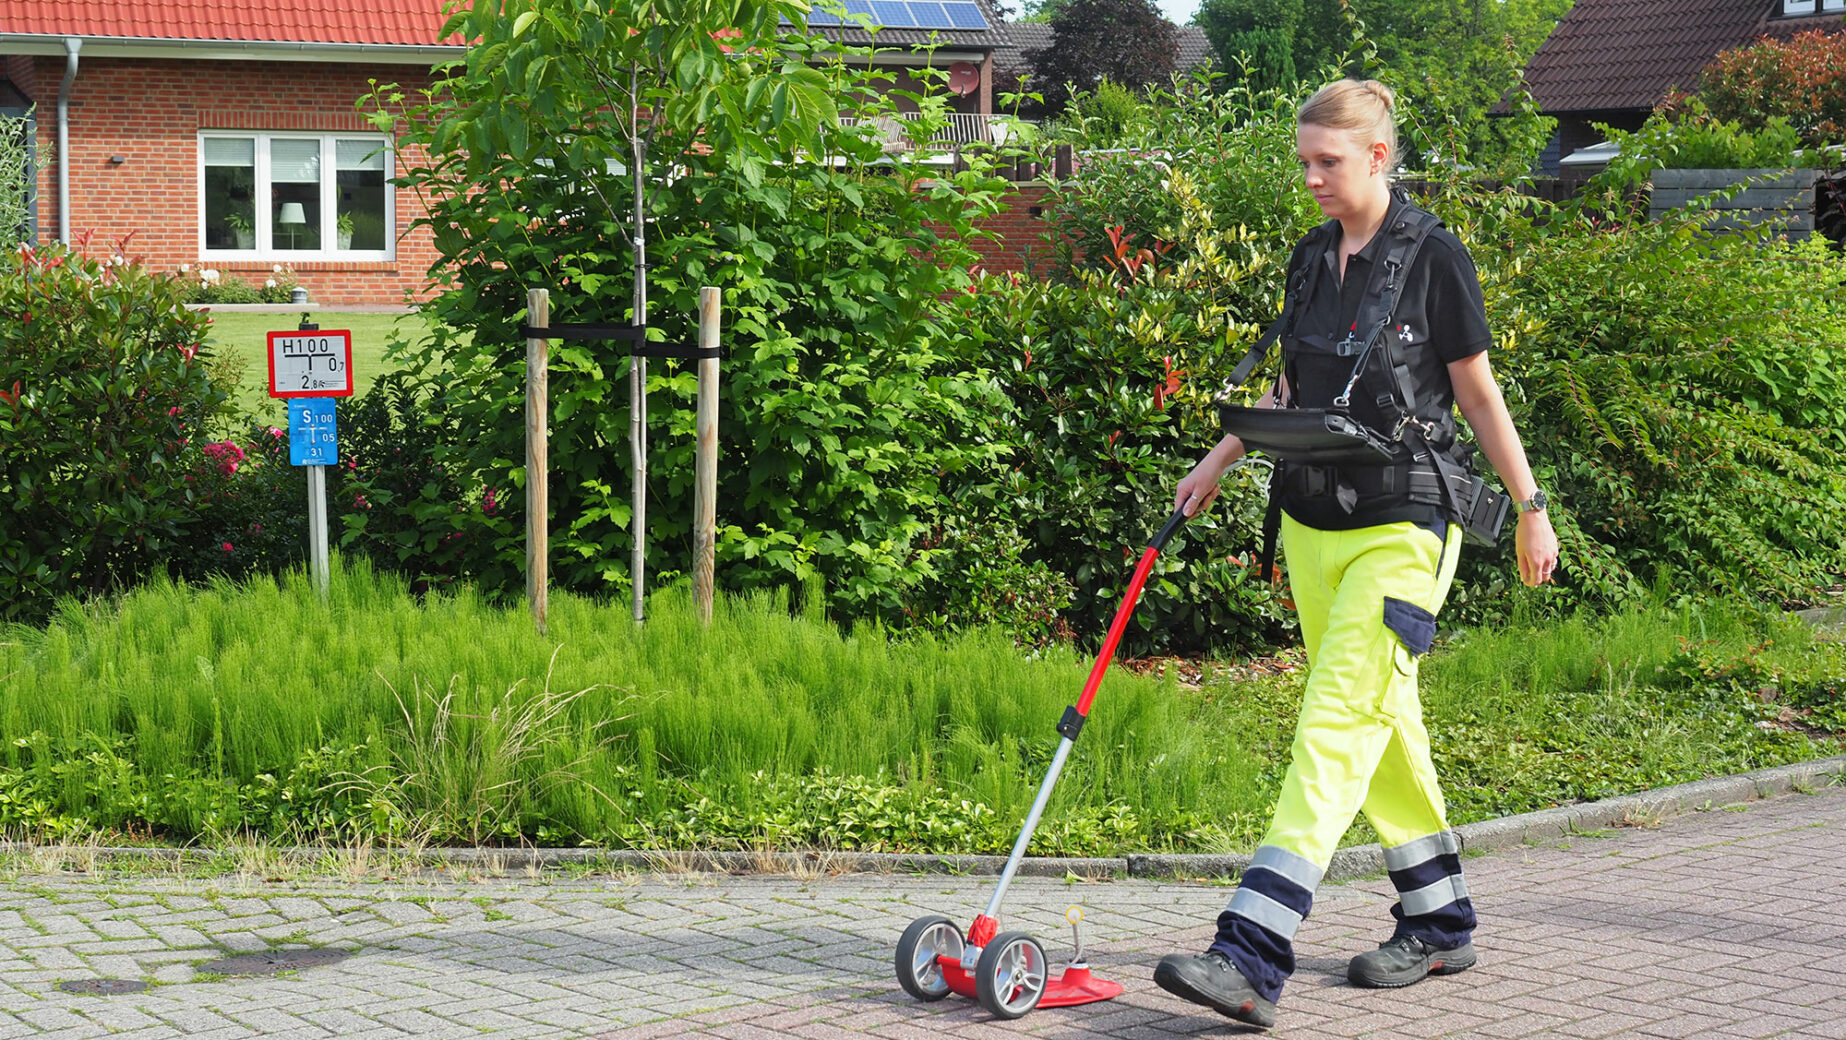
[1516,511,1559,587]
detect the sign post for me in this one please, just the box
[269,327,354,597]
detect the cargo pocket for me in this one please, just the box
[1382,597,1436,656]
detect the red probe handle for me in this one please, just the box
[1072,509,1188,717]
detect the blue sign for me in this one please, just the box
[288,398,339,466]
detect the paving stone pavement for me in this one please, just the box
[2,784,1844,1039]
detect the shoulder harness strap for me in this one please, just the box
[1222,219,1339,393]
[1332,204,1443,415]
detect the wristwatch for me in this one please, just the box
[1515,489,1548,514]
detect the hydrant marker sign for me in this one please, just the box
[267,330,354,398]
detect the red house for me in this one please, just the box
[1,0,1019,305]
[2,1,457,306]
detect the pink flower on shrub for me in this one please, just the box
[353,494,370,510]
[202,439,245,475]
[221,542,234,552]
[483,487,499,516]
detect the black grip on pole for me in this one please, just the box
[1149,509,1189,552]
[1056,705,1085,741]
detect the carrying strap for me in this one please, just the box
[1259,471,1284,583]
[1223,222,1336,392]
[1403,423,1473,531]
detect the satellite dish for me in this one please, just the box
[948,61,979,96]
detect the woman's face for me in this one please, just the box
[1296,123,1385,222]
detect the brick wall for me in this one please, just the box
[966,182,1059,277]
[26,56,439,307]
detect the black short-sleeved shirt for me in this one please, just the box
[1275,195,1494,532]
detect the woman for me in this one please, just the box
[1151,79,1559,1029]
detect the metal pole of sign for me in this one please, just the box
[526,289,550,636]
[692,287,721,626]
[308,464,329,596]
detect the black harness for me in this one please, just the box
[1218,201,1508,579]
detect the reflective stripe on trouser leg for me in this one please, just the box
[1210,845,1322,1002]
[1382,830,1476,949]
[1212,518,1465,1002]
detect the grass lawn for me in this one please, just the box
[200,311,437,420]
[2,560,1843,854]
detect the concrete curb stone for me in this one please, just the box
[5,754,1840,883]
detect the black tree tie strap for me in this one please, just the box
[517,322,722,358]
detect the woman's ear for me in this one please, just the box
[1371,141,1389,172]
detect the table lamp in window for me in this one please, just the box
[278,202,307,249]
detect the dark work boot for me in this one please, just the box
[1347,934,1477,989]
[1153,950,1278,1028]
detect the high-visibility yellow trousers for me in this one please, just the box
[1209,515,1475,1002]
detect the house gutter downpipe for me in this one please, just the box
[57,37,81,245]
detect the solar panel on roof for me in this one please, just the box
[941,2,988,28]
[870,0,914,25]
[795,0,990,30]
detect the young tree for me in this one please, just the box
[374,0,840,619]
[364,0,1021,621]
[1030,0,1180,114]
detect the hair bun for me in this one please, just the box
[1362,80,1396,111]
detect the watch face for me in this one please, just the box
[1522,490,1548,512]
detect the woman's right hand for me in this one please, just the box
[1174,435,1246,516]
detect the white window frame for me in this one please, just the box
[1781,0,1844,14]
[198,131,395,261]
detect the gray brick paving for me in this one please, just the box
[2,786,1845,1036]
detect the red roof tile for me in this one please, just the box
[1523,0,1845,115]
[0,0,456,47]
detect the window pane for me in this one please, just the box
[336,168,387,251]
[1783,0,1817,12]
[336,139,386,170]
[269,139,321,249]
[204,138,255,250]
[270,139,321,183]
[271,186,320,250]
[204,138,254,165]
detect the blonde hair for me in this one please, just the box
[1298,79,1398,173]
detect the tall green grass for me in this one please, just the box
[0,559,1254,850]
[1,562,1839,853]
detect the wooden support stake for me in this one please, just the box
[526,288,550,636]
[693,287,721,626]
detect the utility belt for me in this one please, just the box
[1221,401,1509,549]
[1282,457,1509,547]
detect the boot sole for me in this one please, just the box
[1347,946,1478,989]
[1153,960,1277,1028]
